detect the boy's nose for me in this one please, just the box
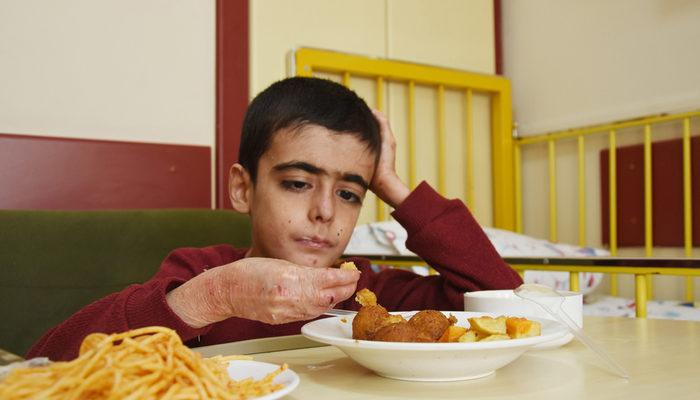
[309,190,334,222]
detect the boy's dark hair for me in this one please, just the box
[238,77,381,182]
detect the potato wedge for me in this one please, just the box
[505,317,542,339]
[468,316,507,335]
[477,333,511,342]
[457,330,478,343]
[438,325,468,342]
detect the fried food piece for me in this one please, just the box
[339,261,358,271]
[372,322,433,343]
[352,304,387,340]
[352,304,406,340]
[468,316,507,336]
[354,288,377,307]
[408,310,454,341]
[384,314,406,325]
[505,317,542,339]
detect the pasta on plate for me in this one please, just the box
[0,326,286,400]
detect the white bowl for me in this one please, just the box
[464,289,582,348]
[301,311,568,381]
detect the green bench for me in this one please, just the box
[0,209,251,357]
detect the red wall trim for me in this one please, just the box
[216,0,249,209]
[0,134,211,210]
[494,0,502,75]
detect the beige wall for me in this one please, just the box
[0,0,215,146]
[503,0,700,136]
[250,0,496,225]
[250,0,494,96]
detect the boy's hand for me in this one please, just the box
[370,110,411,209]
[166,258,360,327]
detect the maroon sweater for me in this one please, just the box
[28,182,522,361]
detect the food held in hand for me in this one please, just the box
[339,261,359,270]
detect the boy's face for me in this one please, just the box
[235,124,376,268]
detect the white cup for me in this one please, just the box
[464,289,583,328]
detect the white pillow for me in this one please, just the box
[345,221,606,294]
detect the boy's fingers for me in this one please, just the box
[371,109,389,128]
[374,111,389,131]
[317,283,358,308]
[312,268,360,288]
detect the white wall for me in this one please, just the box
[0,0,215,146]
[503,0,700,136]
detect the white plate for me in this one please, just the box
[534,332,574,349]
[301,311,568,381]
[227,360,300,400]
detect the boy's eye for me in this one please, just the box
[281,180,311,191]
[337,189,361,204]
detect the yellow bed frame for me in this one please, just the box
[291,48,699,317]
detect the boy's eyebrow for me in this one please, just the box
[341,173,369,190]
[272,161,369,190]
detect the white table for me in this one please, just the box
[196,316,700,399]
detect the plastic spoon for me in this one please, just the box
[514,283,629,379]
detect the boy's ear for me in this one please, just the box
[229,163,253,213]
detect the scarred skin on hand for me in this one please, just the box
[166,258,360,328]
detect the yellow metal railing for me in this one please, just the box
[292,47,515,229]
[465,89,474,209]
[512,110,699,308]
[294,49,698,318]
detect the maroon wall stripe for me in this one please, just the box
[494,0,502,75]
[600,136,700,247]
[0,133,211,210]
[216,0,249,209]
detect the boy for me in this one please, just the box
[28,77,522,361]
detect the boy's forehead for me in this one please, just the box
[262,126,375,176]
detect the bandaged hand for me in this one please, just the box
[166,257,361,328]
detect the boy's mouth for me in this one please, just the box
[296,236,333,249]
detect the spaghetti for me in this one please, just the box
[0,326,286,399]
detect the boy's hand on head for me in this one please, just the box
[166,258,361,328]
[370,110,411,209]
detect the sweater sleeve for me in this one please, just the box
[26,245,239,361]
[362,181,522,312]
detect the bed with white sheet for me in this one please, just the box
[345,221,700,321]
